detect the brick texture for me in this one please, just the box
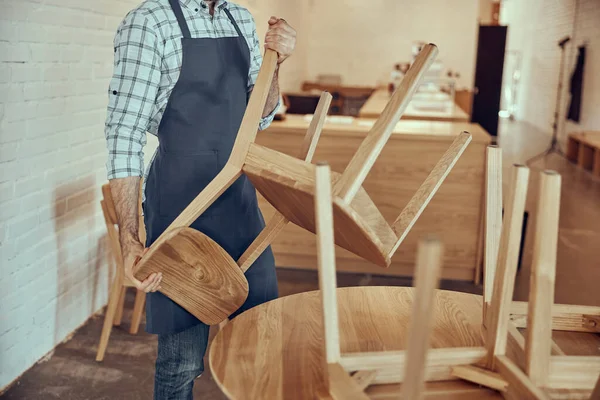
[0,0,142,390]
[501,0,600,141]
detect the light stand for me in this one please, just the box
[526,36,571,165]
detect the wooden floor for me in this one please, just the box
[2,118,599,399]
[498,119,600,307]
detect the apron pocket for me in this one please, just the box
[158,150,221,218]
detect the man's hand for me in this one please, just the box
[265,16,296,64]
[123,238,162,293]
[109,176,162,293]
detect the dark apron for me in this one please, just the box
[142,0,278,335]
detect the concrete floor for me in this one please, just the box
[2,118,599,399]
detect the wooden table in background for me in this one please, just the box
[566,131,600,177]
[359,88,470,122]
[257,115,491,282]
[301,81,375,115]
[210,286,600,399]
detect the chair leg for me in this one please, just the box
[389,131,472,257]
[96,274,124,362]
[129,290,146,334]
[218,319,229,331]
[113,287,126,326]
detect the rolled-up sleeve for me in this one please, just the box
[104,10,162,180]
[247,23,280,131]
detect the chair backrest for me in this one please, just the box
[101,185,123,273]
[101,184,119,226]
[100,182,146,272]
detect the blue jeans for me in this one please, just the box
[154,322,210,400]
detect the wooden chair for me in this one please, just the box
[134,43,473,326]
[313,148,600,399]
[96,183,146,362]
[239,43,471,268]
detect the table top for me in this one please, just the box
[209,286,491,399]
[359,88,470,122]
[268,114,491,144]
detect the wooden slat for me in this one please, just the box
[100,199,123,269]
[510,302,600,333]
[367,381,501,400]
[315,163,341,366]
[299,92,333,162]
[505,321,564,372]
[390,131,472,256]
[229,49,279,167]
[238,213,288,272]
[483,145,503,325]
[547,356,600,390]
[334,44,439,203]
[101,184,118,225]
[401,237,444,400]
[506,323,527,370]
[526,170,561,386]
[237,92,332,272]
[327,363,370,400]
[451,365,508,392]
[340,347,487,378]
[495,355,549,400]
[485,164,530,370]
[351,370,378,390]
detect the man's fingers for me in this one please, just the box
[137,272,156,292]
[146,273,162,293]
[267,25,295,36]
[265,42,290,55]
[265,33,287,44]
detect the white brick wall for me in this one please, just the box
[0,0,142,390]
[501,0,600,140]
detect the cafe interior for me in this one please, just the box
[1,0,599,398]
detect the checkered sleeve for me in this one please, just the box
[247,21,280,131]
[104,10,162,180]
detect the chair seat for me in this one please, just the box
[243,144,398,267]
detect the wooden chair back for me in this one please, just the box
[100,183,146,275]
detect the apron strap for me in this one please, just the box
[223,7,244,38]
[169,0,192,39]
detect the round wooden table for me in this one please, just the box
[209,286,497,399]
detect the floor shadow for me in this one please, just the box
[52,176,110,348]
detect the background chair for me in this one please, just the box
[96,183,146,362]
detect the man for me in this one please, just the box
[103,0,296,397]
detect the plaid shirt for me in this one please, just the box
[104,0,279,181]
